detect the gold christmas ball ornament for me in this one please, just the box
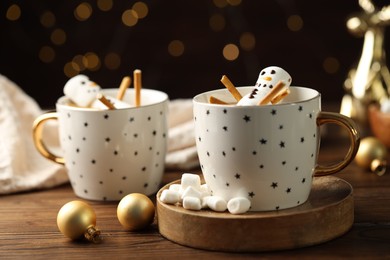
[355,137,388,176]
[57,200,102,243]
[117,193,155,231]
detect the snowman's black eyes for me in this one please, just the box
[260,71,265,75]
[271,70,276,74]
[269,85,273,89]
[81,81,86,85]
[263,84,267,87]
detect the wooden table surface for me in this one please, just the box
[1,134,390,259]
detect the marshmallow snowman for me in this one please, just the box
[64,75,101,107]
[237,66,292,106]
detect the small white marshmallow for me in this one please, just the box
[64,74,101,107]
[181,186,202,200]
[227,197,251,214]
[205,196,227,212]
[160,189,180,204]
[182,196,202,210]
[181,173,201,191]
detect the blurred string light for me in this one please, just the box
[97,0,113,12]
[286,14,303,32]
[40,11,56,28]
[6,4,21,21]
[168,40,185,57]
[74,2,92,21]
[209,13,226,32]
[51,28,66,45]
[223,44,239,61]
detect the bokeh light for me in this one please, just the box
[209,13,226,32]
[40,11,56,28]
[168,40,185,57]
[39,46,56,63]
[74,2,92,21]
[97,0,113,12]
[122,9,139,26]
[84,52,101,71]
[223,43,239,61]
[323,56,340,74]
[50,28,66,45]
[104,52,121,70]
[239,32,256,51]
[213,0,228,8]
[287,15,303,32]
[6,4,21,21]
[133,2,148,19]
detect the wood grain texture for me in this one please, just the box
[1,135,390,258]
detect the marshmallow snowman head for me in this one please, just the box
[63,75,101,107]
[255,66,292,89]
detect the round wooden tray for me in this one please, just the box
[156,176,354,252]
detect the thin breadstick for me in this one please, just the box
[97,93,116,109]
[258,81,286,105]
[117,76,131,100]
[220,75,242,101]
[209,95,229,104]
[271,88,290,104]
[133,69,142,107]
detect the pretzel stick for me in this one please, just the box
[209,95,229,104]
[258,81,286,105]
[97,93,116,109]
[133,69,142,107]
[220,75,242,101]
[117,76,131,100]
[271,88,290,104]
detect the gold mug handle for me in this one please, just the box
[32,112,65,165]
[314,112,360,176]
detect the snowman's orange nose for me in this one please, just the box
[263,76,272,81]
[89,81,98,87]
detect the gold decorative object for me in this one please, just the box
[57,201,102,243]
[340,0,390,134]
[355,136,387,176]
[117,193,155,231]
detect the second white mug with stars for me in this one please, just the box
[193,86,360,211]
[33,88,168,201]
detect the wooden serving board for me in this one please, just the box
[156,176,354,252]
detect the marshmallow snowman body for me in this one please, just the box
[237,66,292,106]
[63,75,101,107]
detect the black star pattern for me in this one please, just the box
[99,181,103,184]
[298,106,303,111]
[122,176,127,180]
[302,178,306,183]
[232,147,236,151]
[300,137,305,143]
[129,117,134,122]
[134,151,138,156]
[252,150,257,155]
[259,164,264,169]
[243,115,251,122]
[105,137,110,142]
[234,173,240,179]
[222,151,226,156]
[91,159,96,164]
[134,133,138,138]
[295,166,299,171]
[206,110,210,115]
[104,114,109,119]
[309,113,313,119]
[76,148,80,153]
[286,188,291,193]
[271,182,278,188]
[271,109,277,115]
[198,137,201,142]
[67,113,71,118]
[147,116,151,121]
[207,151,210,156]
[142,167,147,171]
[68,135,71,140]
[84,122,88,127]
[223,109,227,114]
[260,138,267,144]
[279,125,283,130]
[222,126,228,131]
[82,137,86,141]
[248,191,255,198]
[109,168,113,172]
[226,182,230,187]
[279,141,285,148]
[282,161,286,165]
[114,150,118,155]
[144,183,148,188]
[152,130,157,136]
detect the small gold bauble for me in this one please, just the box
[117,193,155,231]
[57,200,101,243]
[355,137,388,175]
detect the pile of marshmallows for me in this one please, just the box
[160,173,251,214]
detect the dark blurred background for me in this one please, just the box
[1,0,389,109]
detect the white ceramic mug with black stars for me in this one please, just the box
[33,88,168,201]
[193,86,360,211]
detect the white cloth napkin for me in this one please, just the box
[0,75,198,194]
